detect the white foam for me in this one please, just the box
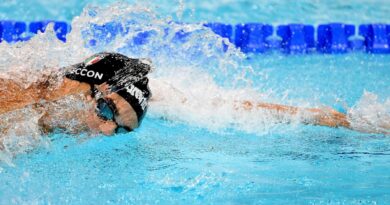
[0,107,46,163]
[347,91,390,135]
[148,68,305,134]
[0,3,389,161]
[0,3,253,159]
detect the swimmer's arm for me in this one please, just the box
[0,77,90,115]
[237,101,351,129]
[42,77,92,101]
[0,78,40,114]
[148,79,350,129]
[148,79,349,128]
[149,79,356,131]
[240,101,390,134]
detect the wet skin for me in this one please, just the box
[1,75,389,136]
[0,77,139,135]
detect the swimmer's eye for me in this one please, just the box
[95,97,133,133]
[96,98,116,121]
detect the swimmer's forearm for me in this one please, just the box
[303,107,351,129]
[238,101,351,129]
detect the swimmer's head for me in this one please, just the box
[65,52,152,124]
[65,52,151,85]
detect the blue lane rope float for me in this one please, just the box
[359,24,390,54]
[0,20,70,43]
[0,21,29,43]
[277,24,315,54]
[235,23,273,53]
[204,23,233,43]
[85,21,125,47]
[0,21,389,54]
[317,23,355,53]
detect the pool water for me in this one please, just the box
[1,0,390,24]
[1,118,389,204]
[1,1,390,204]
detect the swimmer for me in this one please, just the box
[0,52,151,136]
[0,52,388,137]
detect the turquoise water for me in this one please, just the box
[1,119,389,204]
[2,0,390,24]
[1,1,390,205]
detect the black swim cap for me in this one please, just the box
[65,52,152,122]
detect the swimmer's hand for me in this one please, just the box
[306,107,351,128]
[346,109,390,135]
[240,100,390,135]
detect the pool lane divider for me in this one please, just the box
[1,21,389,54]
[233,23,273,53]
[317,23,355,53]
[359,24,390,53]
[277,24,315,54]
[0,21,70,43]
[29,21,69,42]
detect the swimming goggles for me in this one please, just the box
[92,87,132,133]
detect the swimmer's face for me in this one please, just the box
[85,83,139,135]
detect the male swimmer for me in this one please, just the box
[0,52,388,136]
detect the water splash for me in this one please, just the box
[0,107,46,164]
[348,91,390,135]
[74,3,250,87]
[0,94,95,163]
[0,3,255,160]
[0,3,389,162]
